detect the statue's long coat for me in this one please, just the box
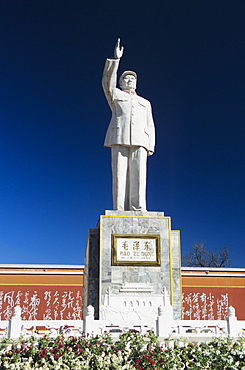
[102,58,155,155]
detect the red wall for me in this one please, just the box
[0,286,83,321]
[182,271,245,320]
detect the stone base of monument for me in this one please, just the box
[83,210,182,331]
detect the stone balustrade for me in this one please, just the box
[0,305,244,341]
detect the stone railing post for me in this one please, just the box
[83,305,95,336]
[226,306,240,337]
[8,306,22,339]
[156,305,173,338]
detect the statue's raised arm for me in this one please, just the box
[114,38,124,59]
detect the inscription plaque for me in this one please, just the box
[112,234,161,266]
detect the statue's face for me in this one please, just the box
[121,74,137,91]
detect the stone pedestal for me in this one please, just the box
[83,210,182,322]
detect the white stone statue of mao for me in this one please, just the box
[102,38,155,211]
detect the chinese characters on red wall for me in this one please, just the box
[182,290,228,320]
[0,286,82,321]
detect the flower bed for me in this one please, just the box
[0,331,244,369]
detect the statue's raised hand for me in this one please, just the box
[114,38,124,59]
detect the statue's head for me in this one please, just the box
[119,71,137,91]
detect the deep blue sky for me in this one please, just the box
[0,1,244,267]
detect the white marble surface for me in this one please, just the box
[102,39,155,211]
[99,211,182,319]
[84,210,182,321]
[105,210,164,217]
[100,283,173,329]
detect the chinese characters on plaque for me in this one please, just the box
[112,235,160,266]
